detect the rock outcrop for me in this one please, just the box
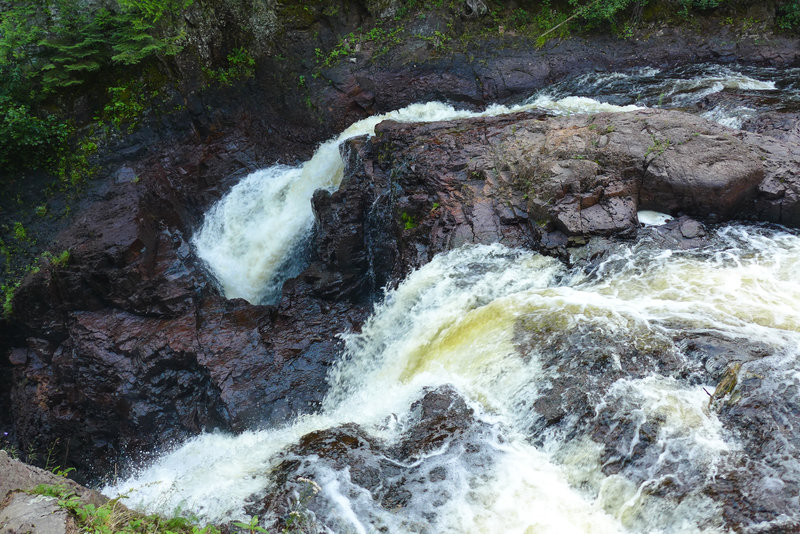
[307,108,799,291]
[0,450,107,534]
[251,386,494,531]
[5,179,367,480]
[4,105,800,480]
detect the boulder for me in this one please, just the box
[306,109,798,290]
[250,386,492,531]
[0,493,78,534]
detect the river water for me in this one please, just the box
[106,65,800,533]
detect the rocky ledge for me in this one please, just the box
[0,450,107,534]
[2,106,799,482]
[312,108,800,290]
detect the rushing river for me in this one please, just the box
[107,65,800,533]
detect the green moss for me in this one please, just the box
[203,47,256,86]
[2,280,20,318]
[401,211,417,230]
[316,24,405,68]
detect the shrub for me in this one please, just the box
[778,0,800,30]
[0,97,71,173]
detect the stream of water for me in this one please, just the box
[108,65,800,533]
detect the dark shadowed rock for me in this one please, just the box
[5,175,367,480]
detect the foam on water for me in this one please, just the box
[118,65,800,531]
[193,63,789,304]
[537,63,782,129]
[110,225,800,532]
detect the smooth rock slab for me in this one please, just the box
[0,493,77,534]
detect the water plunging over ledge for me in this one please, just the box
[111,224,800,532]
[109,65,800,533]
[192,63,792,305]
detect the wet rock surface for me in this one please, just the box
[4,178,367,480]
[4,100,800,483]
[252,386,496,531]
[311,109,799,290]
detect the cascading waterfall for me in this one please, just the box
[193,64,792,304]
[108,224,800,533]
[108,66,800,533]
[192,98,642,304]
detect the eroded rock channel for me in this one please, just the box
[3,60,800,533]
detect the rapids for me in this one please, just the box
[109,225,800,533]
[192,64,792,305]
[109,65,800,533]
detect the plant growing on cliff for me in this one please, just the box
[99,83,152,132]
[645,134,671,158]
[0,97,72,173]
[778,0,800,30]
[401,211,418,230]
[204,47,256,86]
[1,281,19,318]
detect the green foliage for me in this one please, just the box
[1,247,69,319]
[232,515,269,534]
[29,483,222,534]
[316,24,405,67]
[204,47,256,86]
[568,0,642,23]
[401,212,417,230]
[0,97,72,173]
[778,0,800,30]
[13,222,28,241]
[99,83,151,131]
[645,134,671,157]
[0,0,194,179]
[42,249,70,267]
[416,29,451,50]
[566,0,726,26]
[117,0,194,24]
[0,1,192,95]
[2,280,20,318]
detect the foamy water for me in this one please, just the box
[109,225,800,532]
[110,66,800,533]
[193,97,642,304]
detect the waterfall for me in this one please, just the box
[106,65,800,533]
[108,225,800,532]
[192,99,642,304]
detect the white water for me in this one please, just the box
[193,97,642,304]
[193,65,781,304]
[538,64,780,129]
[109,226,800,532]
[116,66,800,532]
